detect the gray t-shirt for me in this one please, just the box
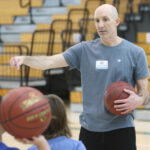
[63,38,149,132]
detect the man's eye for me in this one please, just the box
[103,18,108,22]
[103,18,109,22]
[95,19,99,23]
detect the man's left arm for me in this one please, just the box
[136,77,149,105]
[114,78,150,115]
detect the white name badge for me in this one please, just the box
[96,60,108,69]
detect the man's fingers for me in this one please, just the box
[10,57,23,70]
[123,88,134,94]
[10,58,15,67]
[116,108,126,111]
[114,99,126,104]
[121,110,131,115]
[114,103,126,108]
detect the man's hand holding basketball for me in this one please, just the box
[10,56,24,70]
[114,89,143,115]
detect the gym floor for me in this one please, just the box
[2,104,150,150]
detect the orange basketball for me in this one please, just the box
[0,87,51,138]
[104,81,136,115]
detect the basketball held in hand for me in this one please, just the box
[0,87,52,138]
[104,81,136,115]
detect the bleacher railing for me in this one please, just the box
[30,29,55,56]
[19,0,34,24]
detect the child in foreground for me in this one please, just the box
[28,94,86,150]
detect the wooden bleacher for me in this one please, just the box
[136,32,150,82]
[0,0,42,25]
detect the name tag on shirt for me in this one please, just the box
[96,60,108,69]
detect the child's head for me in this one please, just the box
[43,94,71,139]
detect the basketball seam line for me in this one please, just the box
[1,103,50,124]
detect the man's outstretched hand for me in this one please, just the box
[10,56,24,70]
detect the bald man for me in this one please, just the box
[10,4,149,150]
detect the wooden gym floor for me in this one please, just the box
[2,104,150,150]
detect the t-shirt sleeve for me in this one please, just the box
[76,141,87,150]
[27,145,37,150]
[135,49,149,80]
[0,142,19,150]
[62,42,82,70]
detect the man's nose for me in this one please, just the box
[98,21,104,28]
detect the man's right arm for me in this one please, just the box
[10,53,69,70]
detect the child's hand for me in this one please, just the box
[15,135,50,150]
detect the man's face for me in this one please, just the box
[94,7,118,39]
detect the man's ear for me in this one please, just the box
[116,18,120,26]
